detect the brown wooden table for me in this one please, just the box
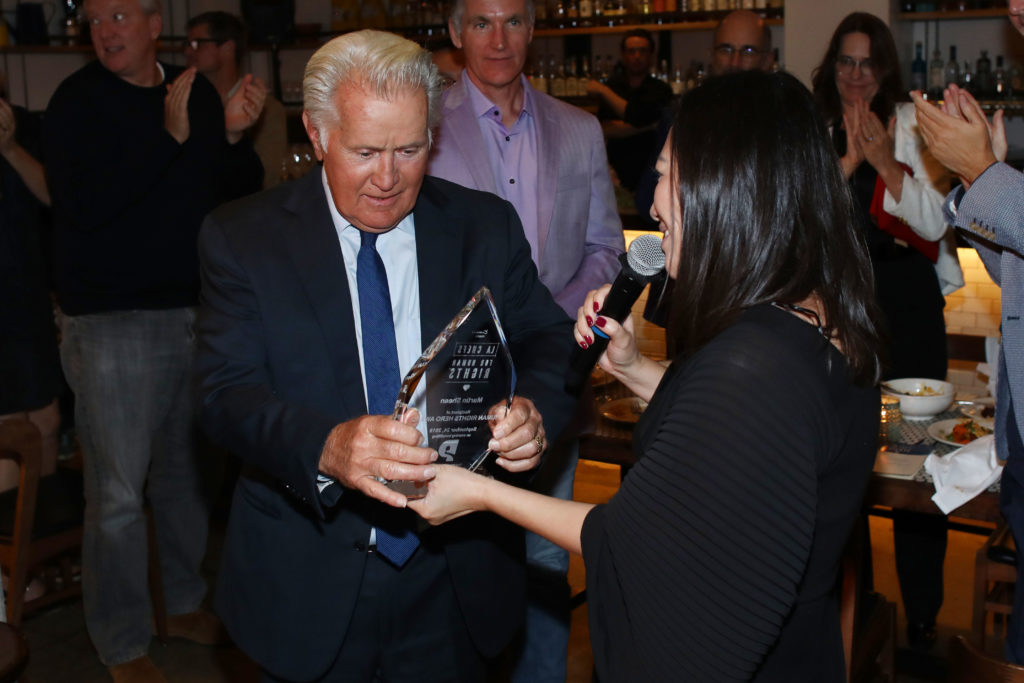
[579,386,1003,525]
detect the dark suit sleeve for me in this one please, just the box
[493,199,578,448]
[195,213,335,515]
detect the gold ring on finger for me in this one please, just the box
[534,434,545,454]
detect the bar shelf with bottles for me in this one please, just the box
[910,40,1024,116]
[897,2,1006,20]
[534,5,782,37]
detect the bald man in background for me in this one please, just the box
[634,9,772,220]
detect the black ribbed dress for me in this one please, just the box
[581,304,879,682]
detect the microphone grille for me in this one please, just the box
[626,234,666,277]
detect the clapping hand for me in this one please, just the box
[225,74,267,144]
[840,104,865,178]
[912,85,1003,189]
[855,99,897,174]
[164,67,196,144]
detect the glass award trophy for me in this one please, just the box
[387,287,516,498]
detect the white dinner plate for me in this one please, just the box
[927,418,992,448]
[959,398,996,430]
[600,397,648,425]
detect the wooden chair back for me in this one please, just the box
[0,419,84,625]
[949,634,1024,683]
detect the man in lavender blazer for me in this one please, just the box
[428,7,623,317]
[429,0,624,679]
[914,28,1024,657]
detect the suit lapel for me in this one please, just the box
[414,178,464,347]
[532,91,558,278]
[280,171,367,417]
[444,79,499,194]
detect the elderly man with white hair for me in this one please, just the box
[195,29,576,682]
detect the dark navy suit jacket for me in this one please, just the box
[195,170,576,680]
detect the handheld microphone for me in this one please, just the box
[565,234,666,394]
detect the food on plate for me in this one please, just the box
[944,419,993,445]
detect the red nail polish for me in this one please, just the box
[593,301,600,312]
[580,340,588,349]
[596,317,607,327]
[586,335,594,345]
[585,315,593,326]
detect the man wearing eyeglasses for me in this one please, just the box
[586,28,672,190]
[185,11,285,189]
[709,9,773,76]
[633,11,773,223]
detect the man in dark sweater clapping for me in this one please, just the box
[42,0,263,680]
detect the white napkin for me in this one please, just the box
[982,336,1001,398]
[924,435,1001,515]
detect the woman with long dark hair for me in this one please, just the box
[812,12,960,649]
[410,71,882,682]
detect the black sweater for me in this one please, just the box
[43,60,262,315]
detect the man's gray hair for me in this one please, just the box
[449,0,534,38]
[303,30,441,145]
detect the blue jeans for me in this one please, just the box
[60,309,211,666]
[511,440,577,683]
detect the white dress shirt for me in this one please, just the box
[316,168,427,500]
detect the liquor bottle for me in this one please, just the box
[553,0,566,27]
[535,0,548,25]
[534,57,548,93]
[910,42,926,92]
[566,57,579,96]
[928,48,944,100]
[567,0,579,26]
[603,0,616,23]
[944,45,960,89]
[995,55,1007,99]
[659,59,669,82]
[961,60,974,94]
[671,65,685,94]
[975,49,993,97]
[581,58,591,86]
[579,0,594,25]
[614,0,627,22]
[551,60,566,97]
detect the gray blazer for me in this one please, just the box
[428,74,625,315]
[945,161,1024,468]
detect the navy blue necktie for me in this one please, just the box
[357,230,419,567]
